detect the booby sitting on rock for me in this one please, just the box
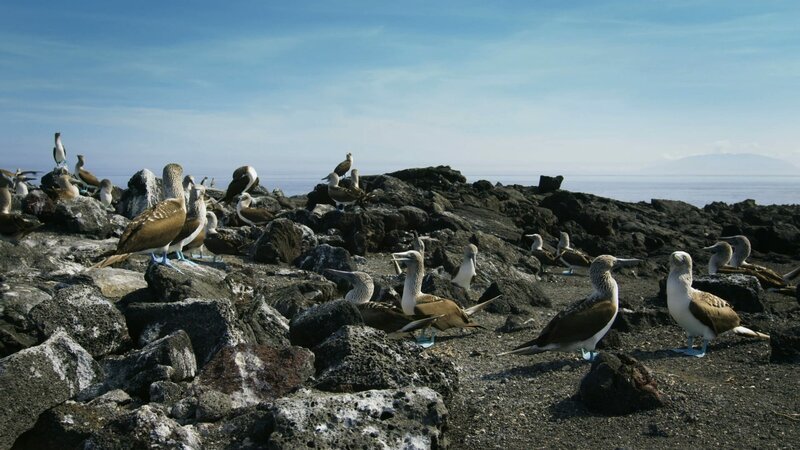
[167,184,207,264]
[500,255,640,361]
[326,269,441,334]
[333,152,353,177]
[184,211,216,260]
[322,172,373,210]
[236,192,274,226]
[92,163,187,269]
[667,251,769,357]
[52,172,80,201]
[556,232,593,275]
[222,166,259,204]
[0,185,42,243]
[524,233,564,271]
[392,250,498,347]
[75,155,101,191]
[706,238,800,292]
[97,179,114,209]
[451,244,478,291]
[53,132,67,168]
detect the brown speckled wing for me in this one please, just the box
[516,294,615,349]
[117,198,185,254]
[689,290,740,336]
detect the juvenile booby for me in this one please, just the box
[392,250,497,347]
[167,184,207,264]
[524,233,563,270]
[326,269,441,334]
[0,186,42,243]
[323,172,373,210]
[75,155,101,189]
[236,193,274,226]
[667,251,769,357]
[222,166,258,204]
[333,152,353,177]
[712,237,796,289]
[52,173,80,201]
[97,179,114,209]
[92,164,187,269]
[53,132,67,168]
[451,244,478,291]
[556,232,592,275]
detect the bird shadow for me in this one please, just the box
[483,358,586,381]
[547,395,591,421]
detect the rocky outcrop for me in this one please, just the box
[251,218,316,264]
[144,263,231,302]
[579,352,665,415]
[51,196,113,238]
[83,404,202,449]
[296,243,355,273]
[117,169,161,219]
[289,299,363,349]
[84,267,147,298]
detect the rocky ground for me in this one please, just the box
[1,166,799,449]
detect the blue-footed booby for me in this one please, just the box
[500,255,641,361]
[392,250,498,347]
[667,251,769,358]
[392,232,434,275]
[323,172,373,210]
[92,164,187,269]
[53,132,67,168]
[333,152,353,177]
[75,155,101,189]
[97,179,114,209]
[710,237,799,290]
[326,269,441,334]
[451,244,478,290]
[52,172,80,201]
[0,186,42,243]
[167,184,207,264]
[236,192,274,226]
[556,231,593,275]
[524,233,564,270]
[222,166,258,204]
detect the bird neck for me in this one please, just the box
[590,269,618,303]
[327,176,339,187]
[708,251,729,274]
[163,173,185,209]
[401,263,424,315]
[0,188,10,213]
[730,243,749,267]
[345,280,374,304]
[667,266,693,299]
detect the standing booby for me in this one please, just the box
[556,232,592,275]
[52,173,80,201]
[92,164,187,269]
[200,176,208,186]
[323,172,372,210]
[333,152,353,177]
[667,251,769,357]
[167,184,207,264]
[0,186,42,243]
[392,250,497,347]
[326,269,441,334]
[75,155,101,189]
[13,173,30,196]
[704,240,798,292]
[222,166,258,204]
[97,179,114,209]
[184,210,215,259]
[236,192,274,226]
[53,132,67,168]
[210,178,215,188]
[500,255,641,361]
[393,232,433,275]
[524,233,564,270]
[451,244,478,290]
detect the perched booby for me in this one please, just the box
[326,269,441,334]
[392,250,497,347]
[184,211,215,259]
[53,132,67,168]
[75,155,101,189]
[323,172,373,210]
[500,255,641,361]
[556,232,592,275]
[182,175,195,204]
[451,244,478,290]
[202,212,232,261]
[200,176,208,186]
[210,177,215,188]
[338,168,361,190]
[92,164,187,269]
[236,192,274,226]
[222,166,258,204]
[52,173,80,201]
[667,251,769,357]
[333,152,353,177]
[711,237,797,290]
[392,232,433,275]
[97,179,114,209]
[167,184,207,264]
[0,186,42,243]
[524,233,564,270]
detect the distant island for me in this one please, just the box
[643,153,799,176]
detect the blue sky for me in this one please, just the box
[1,1,799,180]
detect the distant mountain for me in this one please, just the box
[643,153,799,176]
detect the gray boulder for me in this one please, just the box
[11,398,124,450]
[28,284,129,358]
[252,218,316,264]
[288,299,363,349]
[144,263,230,302]
[579,352,665,416]
[268,387,448,450]
[0,332,102,449]
[52,196,112,238]
[0,283,51,357]
[84,404,202,449]
[296,244,355,274]
[84,267,147,299]
[238,298,291,348]
[118,169,161,219]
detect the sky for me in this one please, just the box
[1,0,799,180]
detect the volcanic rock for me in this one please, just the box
[296,244,355,274]
[251,218,316,264]
[117,169,162,219]
[579,352,665,416]
[51,196,112,238]
[769,325,800,364]
[144,263,230,302]
[289,299,363,349]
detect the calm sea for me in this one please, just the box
[102,173,800,207]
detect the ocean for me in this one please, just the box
[102,173,800,207]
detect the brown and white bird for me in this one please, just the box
[326,269,440,334]
[184,211,217,260]
[707,238,799,291]
[525,233,564,270]
[500,255,640,361]
[667,251,769,358]
[52,172,80,201]
[0,185,42,243]
[451,244,478,290]
[333,152,353,177]
[392,250,497,347]
[392,232,434,275]
[97,179,114,209]
[222,166,258,204]
[53,132,67,168]
[322,172,372,210]
[167,184,207,264]
[75,155,101,189]
[236,192,274,226]
[556,232,593,275]
[92,164,187,269]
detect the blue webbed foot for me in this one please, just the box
[157,253,184,274]
[415,329,437,348]
[177,251,199,267]
[683,348,706,358]
[581,349,598,361]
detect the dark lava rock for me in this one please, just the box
[658,274,766,313]
[196,344,315,407]
[195,389,233,422]
[51,196,112,238]
[612,308,673,333]
[388,165,467,190]
[497,314,535,333]
[0,332,102,450]
[124,298,243,367]
[296,244,355,274]
[22,191,56,221]
[289,299,363,349]
[579,352,665,416]
[83,404,201,449]
[251,218,316,264]
[769,325,800,364]
[422,271,471,306]
[313,326,459,401]
[118,169,162,219]
[0,284,52,358]
[144,263,230,302]
[268,387,448,450]
[479,278,552,314]
[12,398,124,450]
[595,329,623,350]
[237,298,291,348]
[537,175,564,193]
[99,330,197,399]
[149,381,185,406]
[28,284,129,358]
[205,226,261,256]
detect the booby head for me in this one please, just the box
[325,269,375,304]
[702,242,732,274]
[99,179,113,190]
[525,233,544,251]
[322,172,340,186]
[55,173,73,189]
[77,154,86,164]
[669,251,693,276]
[392,249,423,269]
[237,192,254,208]
[189,185,207,215]
[557,232,571,253]
[205,211,219,234]
[719,235,750,267]
[162,163,185,202]
[346,152,353,162]
[183,175,195,190]
[350,168,360,188]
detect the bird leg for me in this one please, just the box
[415,327,436,348]
[682,339,708,358]
[176,251,199,267]
[155,252,183,273]
[581,348,599,361]
[671,336,695,355]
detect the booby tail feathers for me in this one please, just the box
[732,326,770,340]
[91,253,132,269]
[463,295,501,316]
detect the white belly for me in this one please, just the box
[667,283,714,339]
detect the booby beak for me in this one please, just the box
[702,244,717,251]
[719,236,735,242]
[613,258,642,269]
[391,251,413,263]
[325,268,353,278]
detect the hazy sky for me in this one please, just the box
[1,1,799,179]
